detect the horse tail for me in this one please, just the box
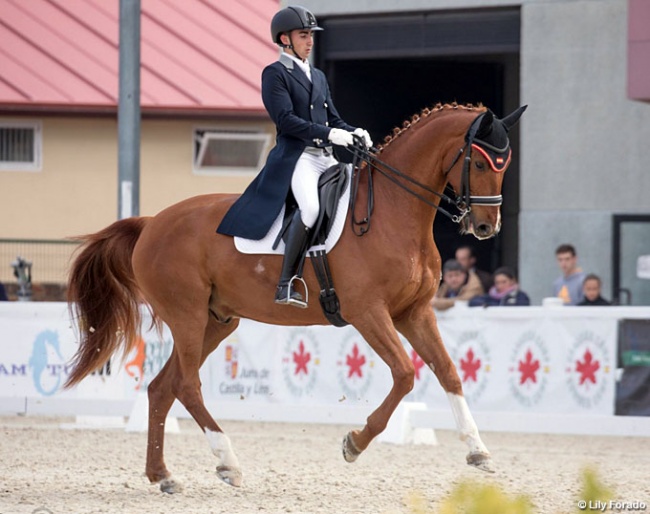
[64,217,151,389]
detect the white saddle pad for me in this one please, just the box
[234,168,351,255]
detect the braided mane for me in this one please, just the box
[376,102,486,153]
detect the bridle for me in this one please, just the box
[347,112,505,236]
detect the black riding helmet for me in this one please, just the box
[271,6,323,45]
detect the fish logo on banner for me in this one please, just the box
[29,330,66,396]
[282,329,320,397]
[450,331,491,405]
[508,330,550,407]
[565,330,611,408]
[336,333,375,401]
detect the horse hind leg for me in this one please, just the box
[177,314,243,488]
[146,350,183,493]
[146,313,242,493]
[197,315,243,487]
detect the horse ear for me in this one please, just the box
[501,105,528,132]
[475,110,494,139]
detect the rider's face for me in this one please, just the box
[281,29,314,61]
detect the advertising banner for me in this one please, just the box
[0,303,627,417]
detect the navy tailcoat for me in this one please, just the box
[217,53,356,240]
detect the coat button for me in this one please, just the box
[310,104,314,109]
[325,122,329,126]
[324,102,328,108]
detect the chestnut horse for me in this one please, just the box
[64,103,525,493]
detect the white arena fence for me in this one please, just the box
[1,302,649,437]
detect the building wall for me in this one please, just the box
[519,0,650,303]
[0,116,272,240]
[300,0,650,304]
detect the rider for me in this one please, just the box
[217,6,372,308]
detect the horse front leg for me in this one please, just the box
[344,308,415,462]
[395,307,494,473]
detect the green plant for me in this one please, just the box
[404,467,614,514]
[575,467,614,513]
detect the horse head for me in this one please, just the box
[446,105,527,240]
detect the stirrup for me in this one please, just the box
[274,276,308,309]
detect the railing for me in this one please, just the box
[0,239,80,284]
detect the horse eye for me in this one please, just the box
[475,161,485,171]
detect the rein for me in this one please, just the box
[348,112,503,236]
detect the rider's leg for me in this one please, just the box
[274,209,311,307]
[291,152,322,228]
[274,151,335,307]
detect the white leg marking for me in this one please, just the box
[447,392,488,454]
[205,429,243,486]
[205,429,240,469]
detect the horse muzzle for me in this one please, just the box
[460,209,501,240]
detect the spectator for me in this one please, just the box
[432,259,484,311]
[0,282,7,301]
[553,244,586,305]
[577,274,611,306]
[455,244,493,292]
[469,267,530,307]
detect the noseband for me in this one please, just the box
[348,112,506,236]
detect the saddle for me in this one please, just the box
[272,163,350,326]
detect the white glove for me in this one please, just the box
[353,128,373,148]
[327,128,355,147]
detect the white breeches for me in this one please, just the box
[291,150,338,228]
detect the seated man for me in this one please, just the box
[469,266,530,307]
[455,244,493,292]
[432,259,484,311]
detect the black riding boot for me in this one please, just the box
[274,211,310,308]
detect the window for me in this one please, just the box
[0,121,42,171]
[193,128,271,175]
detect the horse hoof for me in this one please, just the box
[217,465,243,487]
[342,432,361,463]
[158,476,184,494]
[467,451,495,473]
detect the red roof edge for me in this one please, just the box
[0,103,270,120]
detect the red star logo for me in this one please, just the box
[293,340,311,376]
[576,348,600,385]
[518,349,540,385]
[460,348,482,383]
[346,343,366,378]
[410,350,425,380]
